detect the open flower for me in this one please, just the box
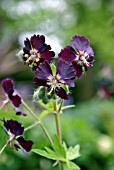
[1,119,34,153]
[59,35,95,78]
[20,34,55,70]
[33,59,76,100]
[1,78,26,116]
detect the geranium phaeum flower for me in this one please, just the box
[1,78,27,116]
[58,35,95,78]
[33,59,76,100]
[21,34,55,70]
[1,119,34,153]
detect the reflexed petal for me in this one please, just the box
[15,108,27,116]
[70,35,90,52]
[55,87,69,100]
[2,78,14,95]
[4,119,24,136]
[73,63,82,78]
[9,90,22,107]
[57,59,76,87]
[33,77,48,87]
[58,46,76,62]
[31,34,45,51]
[17,136,34,152]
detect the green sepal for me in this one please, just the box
[50,63,56,76]
[38,99,55,121]
[33,87,55,104]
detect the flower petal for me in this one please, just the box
[73,63,82,78]
[57,59,76,87]
[70,35,90,52]
[23,38,31,54]
[4,119,24,136]
[58,46,76,62]
[34,61,52,80]
[30,34,45,51]
[15,108,27,116]
[40,45,55,62]
[17,136,34,153]
[55,87,69,100]
[2,78,14,95]
[9,90,22,107]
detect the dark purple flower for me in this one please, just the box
[58,35,95,78]
[1,78,27,116]
[1,119,34,153]
[2,78,14,95]
[33,59,76,100]
[8,90,22,108]
[21,34,55,70]
[17,136,34,153]
[2,78,22,107]
[3,119,24,137]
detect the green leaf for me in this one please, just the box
[63,161,80,170]
[67,145,80,160]
[50,63,56,76]
[63,143,80,161]
[32,135,67,162]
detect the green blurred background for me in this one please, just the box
[0,0,114,170]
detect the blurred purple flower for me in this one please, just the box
[1,78,27,116]
[1,119,34,153]
[21,34,55,70]
[59,35,95,78]
[33,59,76,100]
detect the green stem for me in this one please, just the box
[22,100,38,120]
[22,100,53,145]
[54,113,62,143]
[54,100,64,170]
[24,122,40,132]
[58,99,64,114]
[0,100,9,110]
[0,141,9,155]
[40,122,53,145]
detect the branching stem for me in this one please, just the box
[22,100,53,145]
[24,122,40,132]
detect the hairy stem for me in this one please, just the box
[22,100,53,145]
[40,122,53,145]
[54,113,62,143]
[24,122,40,132]
[54,99,64,170]
[0,100,9,110]
[0,141,9,155]
[22,100,38,120]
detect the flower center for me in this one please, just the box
[47,74,63,95]
[25,49,40,66]
[76,51,90,67]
